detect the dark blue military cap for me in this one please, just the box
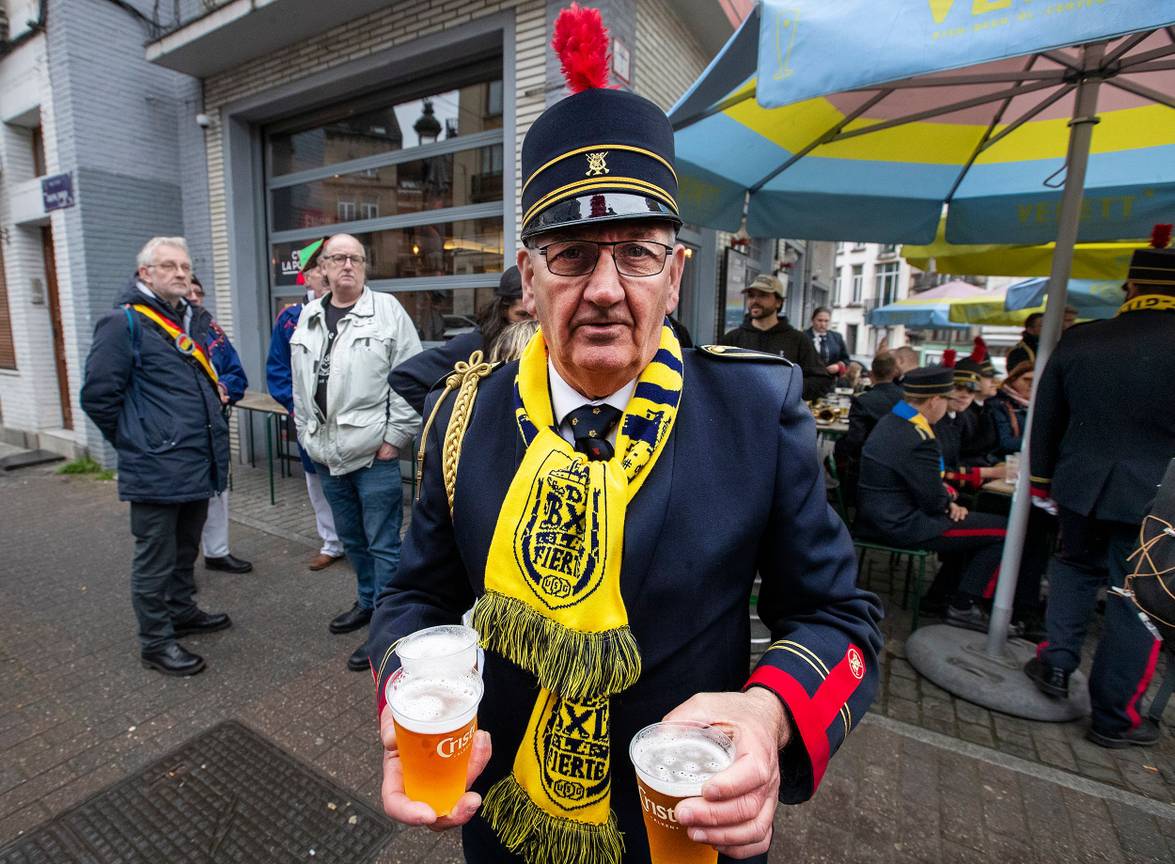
[520,7,681,240]
[901,366,954,397]
[1128,224,1175,288]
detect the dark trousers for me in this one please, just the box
[1041,507,1160,734]
[316,458,404,610]
[921,511,1007,607]
[129,499,208,651]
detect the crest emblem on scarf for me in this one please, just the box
[516,456,606,610]
[536,692,611,811]
[175,333,195,355]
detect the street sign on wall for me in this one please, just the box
[41,174,75,212]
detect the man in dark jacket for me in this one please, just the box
[1024,235,1175,748]
[1005,312,1042,372]
[719,275,833,400]
[81,237,231,677]
[390,266,531,415]
[856,367,1011,630]
[805,306,851,376]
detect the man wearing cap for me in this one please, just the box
[833,351,902,504]
[290,233,422,672]
[366,8,881,864]
[1024,228,1175,748]
[958,337,1000,465]
[856,366,1011,628]
[266,239,346,572]
[390,266,532,415]
[718,274,833,401]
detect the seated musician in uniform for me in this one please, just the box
[855,367,1012,632]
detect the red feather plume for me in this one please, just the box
[1151,223,1173,249]
[942,349,957,368]
[552,4,610,93]
[970,335,988,363]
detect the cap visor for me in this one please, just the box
[522,193,681,240]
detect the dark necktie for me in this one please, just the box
[566,404,623,461]
[817,334,829,363]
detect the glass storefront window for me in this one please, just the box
[269,80,504,177]
[271,218,503,289]
[270,144,503,231]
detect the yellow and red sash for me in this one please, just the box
[129,304,219,386]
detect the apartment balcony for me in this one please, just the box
[145,0,388,77]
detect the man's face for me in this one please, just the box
[1026,318,1043,336]
[320,236,366,294]
[978,376,998,398]
[744,289,780,320]
[503,297,531,324]
[948,387,974,413]
[186,284,205,306]
[520,221,683,396]
[304,265,329,299]
[138,244,192,304]
[923,395,949,424]
[812,312,831,333]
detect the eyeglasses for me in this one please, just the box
[321,253,367,267]
[535,239,673,278]
[149,261,192,276]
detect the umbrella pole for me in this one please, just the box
[906,44,1104,723]
[984,42,1105,658]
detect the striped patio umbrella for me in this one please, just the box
[670,2,1175,245]
[867,280,985,328]
[946,279,1122,325]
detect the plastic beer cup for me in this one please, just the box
[386,668,483,817]
[630,721,736,864]
[394,624,480,677]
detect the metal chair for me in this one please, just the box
[824,454,932,630]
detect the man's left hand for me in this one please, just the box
[216,382,229,405]
[376,442,399,461]
[664,688,788,859]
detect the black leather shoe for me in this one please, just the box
[173,610,232,637]
[141,643,206,676]
[347,643,370,672]
[1086,718,1161,749]
[329,603,372,634]
[204,554,253,573]
[1024,656,1070,699]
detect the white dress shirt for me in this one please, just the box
[547,359,636,447]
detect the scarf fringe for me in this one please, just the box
[472,592,641,700]
[481,773,624,864]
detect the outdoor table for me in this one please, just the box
[233,390,290,506]
[815,419,849,441]
[981,479,1015,496]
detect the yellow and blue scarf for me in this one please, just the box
[472,322,683,864]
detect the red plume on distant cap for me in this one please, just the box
[1151,223,1173,249]
[553,3,610,93]
[970,335,988,363]
[942,349,957,368]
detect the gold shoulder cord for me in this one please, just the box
[417,351,496,517]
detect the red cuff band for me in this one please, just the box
[745,666,831,788]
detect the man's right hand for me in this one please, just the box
[948,502,968,522]
[379,706,492,830]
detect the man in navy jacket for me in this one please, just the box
[367,26,882,862]
[81,237,231,677]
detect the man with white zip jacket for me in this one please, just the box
[290,233,422,671]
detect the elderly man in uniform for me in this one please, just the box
[366,8,882,864]
[1024,228,1175,747]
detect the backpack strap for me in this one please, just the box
[122,305,143,369]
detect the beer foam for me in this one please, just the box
[388,674,482,735]
[631,731,733,797]
[396,625,479,677]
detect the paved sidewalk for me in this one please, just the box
[2,464,1173,862]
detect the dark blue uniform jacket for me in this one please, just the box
[1030,306,1175,524]
[389,329,483,415]
[368,348,883,864]
[81,284,230,504]
[856,408,950,546]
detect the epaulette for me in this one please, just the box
[696,345,794,365]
